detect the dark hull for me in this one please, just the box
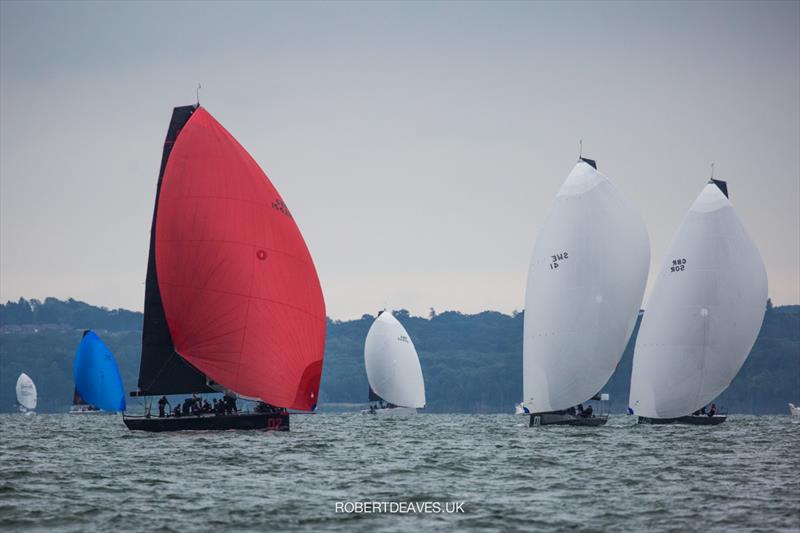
[529,413,609,427]
[123,412,289,432]
[638,415,727,426]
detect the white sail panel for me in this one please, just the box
[629,183,767,419]
[16,373,37,411]
[523,161,650,413]
[364,312,426,409]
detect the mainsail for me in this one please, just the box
[74,330,126,412]
[136,105,214,396]
[16,373,37,412]
[133,105,326,411]
[628,181,767,419]
[523,158,650,413]
[364,312,426,409]
[72,388,89,406]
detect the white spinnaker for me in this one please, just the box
[16,373,37,411]
[629,183,767,419]
[364,312,426,409]
[523,160,650,413]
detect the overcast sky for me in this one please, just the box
[1,1,798,319]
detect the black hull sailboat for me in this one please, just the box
[123,412,289,432]
[125,104,326,432]
[637,415,727,426]
[529,412,609,427]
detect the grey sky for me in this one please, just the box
[1,1,798,319]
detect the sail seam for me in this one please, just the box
[156,281,326,321]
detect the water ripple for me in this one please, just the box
[0,414,798,531]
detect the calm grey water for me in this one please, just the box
[0,414,798,531]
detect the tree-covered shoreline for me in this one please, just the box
[1,297,797,414]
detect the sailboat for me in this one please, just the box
[123,104,326,432]
[70,388,101,414]
[522,155,650,426]
[789,404,800,418]
[362,311,425,415]
[15,373,37,413]
[71,330,126,414]
[629,178,767,425]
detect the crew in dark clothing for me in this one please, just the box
[158,396,170,418]
[223,394,238,415]
[173,404,181,417]
[188,394,200,415]
[583,405,593,417]
[576,404,584,416]
[708,403,717,417]
[182,397,193,416]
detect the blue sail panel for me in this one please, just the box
[74,331,126,412]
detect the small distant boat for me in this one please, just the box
[362,311,425,416]
[69,388,102,414]
[71,330,126,414]
[521,155,649,426]
[789,404,800,418]
[123,104,325,432]
[15,373,37,413]
[629,178,768,425]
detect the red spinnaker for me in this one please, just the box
[155,107,326,410]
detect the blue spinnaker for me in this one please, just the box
[74,331,126,412]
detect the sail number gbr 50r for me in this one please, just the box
[670,258,687,273]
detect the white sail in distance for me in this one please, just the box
[523,159,650,413]
[364,311,426,409]
[629,182,767,419]
[16,373,37,412]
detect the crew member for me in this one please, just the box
[158,396,170,418]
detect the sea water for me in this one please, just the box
[0,414,797,531]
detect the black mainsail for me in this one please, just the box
[132,105,213,397]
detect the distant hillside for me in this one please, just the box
[1,297,797,413]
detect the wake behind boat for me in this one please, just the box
[521,155,649,426]
[123,104,326,432]
[362,310,425,416]
[628,177,768,425]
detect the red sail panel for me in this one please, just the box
[155,107,326,410]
